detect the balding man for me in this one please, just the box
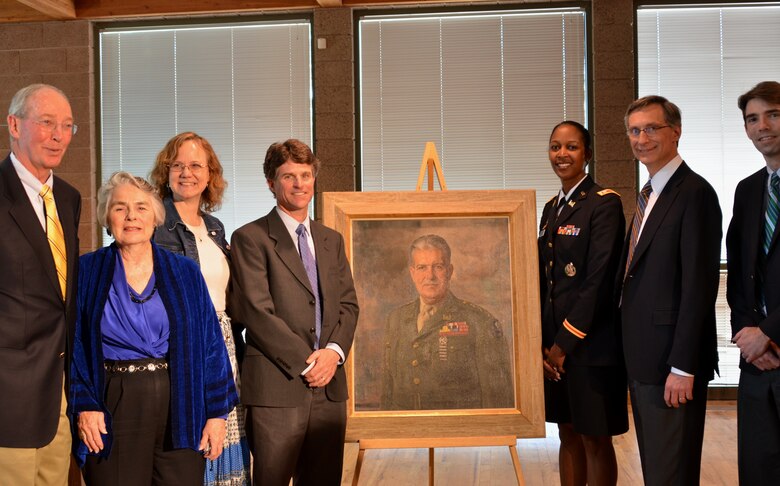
[0,84,81,485]
[381,234,514,410]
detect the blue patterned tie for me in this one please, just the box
[764,172,780,255]
[296,224,321,349]
[625,180,653,278]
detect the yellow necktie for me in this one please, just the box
[40,184,67,300]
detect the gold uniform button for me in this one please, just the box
[413,378,421,385]
[59,352,65,358]
[548,242,552,248]
[411,360,419,367]
[549,261,553,267]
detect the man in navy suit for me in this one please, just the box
[619,95,722,486]
[230,139,359,485]
[728,81,780,485]
[0,84,81,485]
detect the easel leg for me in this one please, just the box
[352,447,366,486]
[508,445,525,486]
[428,448,435,486]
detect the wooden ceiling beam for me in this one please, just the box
[74,0,319,19]
[16,0,75,18]
[317,0,342,7]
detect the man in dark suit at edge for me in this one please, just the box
[728,81,780,486]
[229,139,359,485]
[0,84,81,485]
[618,95,722,486]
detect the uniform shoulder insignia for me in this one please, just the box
[547,196,557,205]
[597,189,621,197]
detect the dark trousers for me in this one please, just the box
[83,362,205,486]
[629,378,708,486]
[246,387,346,486]
[738,369,780,486]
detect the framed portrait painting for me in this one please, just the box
[322,190,544,440]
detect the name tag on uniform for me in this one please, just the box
[557,225,581,236]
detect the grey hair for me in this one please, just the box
[408,234,452,266]
[97,171,165,235]
[8,84,69,118]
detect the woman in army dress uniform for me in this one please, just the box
[538,121,628,486]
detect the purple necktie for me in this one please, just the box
[296,224,321,348]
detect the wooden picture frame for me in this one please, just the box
[322,190,544,441]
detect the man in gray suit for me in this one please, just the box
[0,84,81,485]
[230,139,359,486]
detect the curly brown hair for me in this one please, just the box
[149,132,227,213]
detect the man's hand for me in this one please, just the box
[752,348,780,371]
[664,372,694,408]
[78,411,107,453]
[733,327,771,363]
[199,418,226,460]
[304,348,340,387]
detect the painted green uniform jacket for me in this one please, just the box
[381,291,513,410]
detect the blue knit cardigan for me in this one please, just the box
[68,242,238,467]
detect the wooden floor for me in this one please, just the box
[341,401,738,486]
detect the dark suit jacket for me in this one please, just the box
[726,167,780,375]
[619,162,721,385]
[0,155,80,447]
[229,208,359,407]
[539,175,625,366]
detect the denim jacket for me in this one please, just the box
[153,196,245,365]
[153,196,230,264]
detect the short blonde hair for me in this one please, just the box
[97,171,165,235]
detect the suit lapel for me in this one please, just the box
[626,163,688,275]
[1,158,61,300]
[267,209,315,296]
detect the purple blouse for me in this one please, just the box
[101,252,169,360]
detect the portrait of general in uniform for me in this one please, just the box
[351,218,516,412]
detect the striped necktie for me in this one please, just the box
[625,180,653,278]
[40,184,67,300]
[764,172,780,254]
[296,224,321,348]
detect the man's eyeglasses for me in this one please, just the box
[627,125,671,138]
[169,162,207,173]
[26,118,78,135]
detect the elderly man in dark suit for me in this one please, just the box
[618,95,722,486]
[230,139,359,486]
[0,84,81,485]
[728,81,780,486]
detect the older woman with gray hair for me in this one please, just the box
[68,171,238,485]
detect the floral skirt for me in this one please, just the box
[205,312,250,486]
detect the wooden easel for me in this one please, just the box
[415,141,448,191]
[350,142,525,486]
[351,436,525,486]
